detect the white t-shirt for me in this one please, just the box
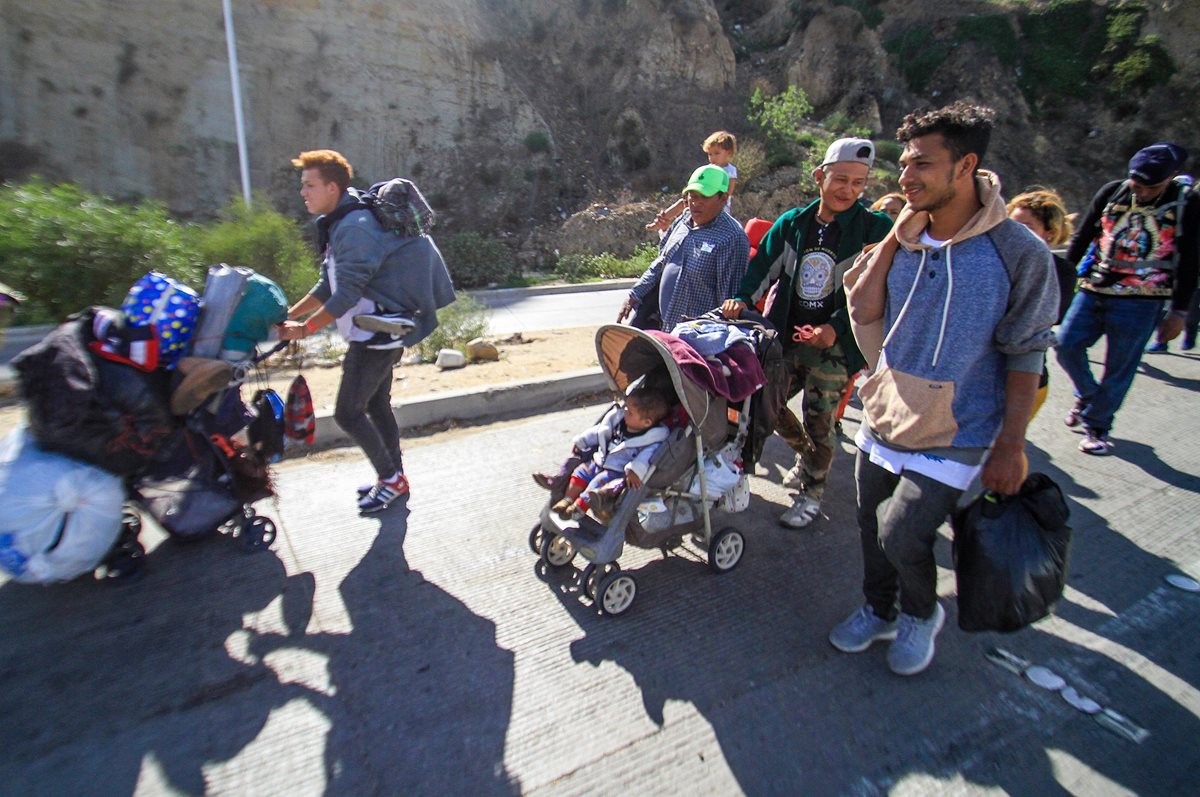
[855,426,982,491]
[326,251,376,343]
[723,164,738,213]
[919,230,950,248]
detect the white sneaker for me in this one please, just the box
[829,605,899,653]
[887,602,946,676]
[779,495,821,528]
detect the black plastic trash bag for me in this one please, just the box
[13,309,178,477]
[952,472,1072,633]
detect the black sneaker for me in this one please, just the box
[354,312,416,335]
[363,330,406,351]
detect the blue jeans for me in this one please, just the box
[1054,291,1162,433]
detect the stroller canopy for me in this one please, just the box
[594,324,727,448]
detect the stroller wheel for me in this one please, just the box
[240,515,277,552]
[597,570,637,617]
[120,506,143,538]
[98,539,146,583]
[708,527,745,574]
[579,562,618,601]
[528,524,546,555]
[539,532,576,569]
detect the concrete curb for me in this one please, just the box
[307,367,611,451]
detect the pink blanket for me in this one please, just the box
[646,330,765,402]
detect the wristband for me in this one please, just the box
[1171,309,1187,319]
[304,319,320,336]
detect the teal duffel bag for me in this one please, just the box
[220,273,288,362]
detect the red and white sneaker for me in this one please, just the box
[358,473,410,513]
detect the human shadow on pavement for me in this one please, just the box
[251,499,518,795]
[548,435,1198,795]
[960,442,1200,795]
[1136,358,1200,392]
[1102,437,1200,493]
[0,531,305,796]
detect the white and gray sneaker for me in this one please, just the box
[829,605,899,652]
[363,330,407,351]
[886,601,946,676]
[354,312,416,335]
[779,494,821,528]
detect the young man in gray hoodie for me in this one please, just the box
[835,103,1059,676]
[279,150,455,513]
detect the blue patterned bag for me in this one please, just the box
[121,271,201,369]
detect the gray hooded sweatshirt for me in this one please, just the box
[847,170,1059,460]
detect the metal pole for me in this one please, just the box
[222,0,252,208]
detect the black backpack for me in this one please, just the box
[317,177,435,249]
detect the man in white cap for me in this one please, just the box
[722,138,893,528]
[620,164,749,331]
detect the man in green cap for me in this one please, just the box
[722,137,893,529]
[619,164,749,331]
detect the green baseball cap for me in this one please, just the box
[682,164,730,197]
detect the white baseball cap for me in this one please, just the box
[821,137,875,169]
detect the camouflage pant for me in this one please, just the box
[775,341,852,499]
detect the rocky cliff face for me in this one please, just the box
[2,0,1196,248]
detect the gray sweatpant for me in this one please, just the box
[855,449,965,621]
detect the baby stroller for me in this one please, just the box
[529,318,782,616]
[126,341,288,554]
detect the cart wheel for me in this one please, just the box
[580,562,618,600]
[240,515,277,552]
[539,532,576,569]
[120,506,142,539]
[528,523,545,555]
[708,527,745,574]
[597,570,637,616]
[99,538,146,583]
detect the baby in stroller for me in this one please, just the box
[541,384,674,522]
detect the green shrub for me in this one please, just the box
[873,139,904,164]
[732,138,769,188]
[189,195,317,303]
[884,28,952,93]
[555,243,656,282]
[822,111,871,139]
[438,232,518,289]
[1017,0,1107,105]
[1110,35,1174,93]
[748,86,814,149]
[957,14,1019,67]
[412,294,490,362]
[524,130,552,154]
[0,178,202,324]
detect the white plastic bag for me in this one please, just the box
[719,473,751,513]
[0,429,126,584]
[688,453,743,501]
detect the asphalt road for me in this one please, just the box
[474,284,631,336]
[1,345,1198,795]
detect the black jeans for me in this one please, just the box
[334,342,405,479]
[855,450,964,621]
